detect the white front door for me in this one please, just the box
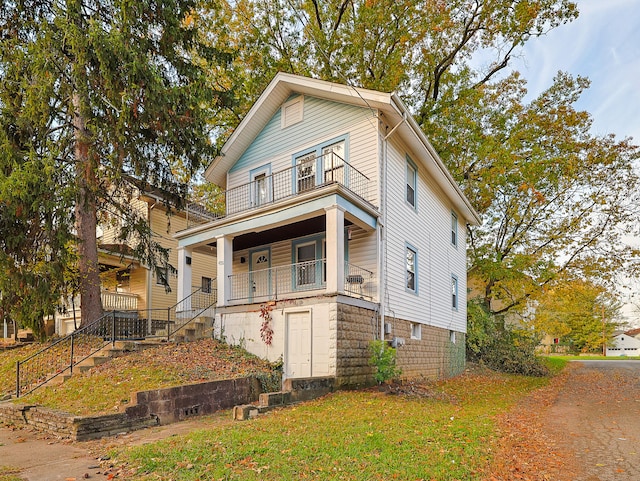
[250,166,272,207]
[286,311,312,378]
[250,248,271,301]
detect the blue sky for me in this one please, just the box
[515,0,640,143]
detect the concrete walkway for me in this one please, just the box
[0,426,101,480]
[0,412,233,480]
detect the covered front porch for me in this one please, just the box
[176,186,380,308]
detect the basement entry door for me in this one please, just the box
[285,310,312,378]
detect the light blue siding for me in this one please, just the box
[230,96,374,174]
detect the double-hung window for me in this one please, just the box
[201,276,212,294]
[406,156,417,208]
[406,244,418,293]
[322,140,345,183]
[451,275,458,310]
[295,151,317,193]
[451,211,458,247]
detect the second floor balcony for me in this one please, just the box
[188,152,374,226]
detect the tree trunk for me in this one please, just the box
[73,94,102,327]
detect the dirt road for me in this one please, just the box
[489,360,640,481]
[544,361,640,481]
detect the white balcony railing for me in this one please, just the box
[228,260,374,303]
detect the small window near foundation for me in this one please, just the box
[450,330,456,344]
[411,323,421,340]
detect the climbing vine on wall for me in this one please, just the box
[259,303,274,346]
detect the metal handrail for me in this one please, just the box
[15,286,218,397]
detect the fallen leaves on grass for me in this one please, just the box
[483,365,582,481]
[20,339,278,416]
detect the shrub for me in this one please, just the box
[369,340,402,384]
[467,299,549,377]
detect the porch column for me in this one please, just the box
[177,246,193,311]
[325,205,345,294]
[216,235,233,307]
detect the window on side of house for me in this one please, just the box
[451,211,458,247]
[450,330,456,344]
[411,323,422,340]
[201,276,212,294]
[406,156,417,208]
[451,275,458,310]
[156,267,169,286]
[406,244,418,293]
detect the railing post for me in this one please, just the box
[70,334,74,375]
[167,307,171,342]
[16,360,20,398]
[112,310,116,346]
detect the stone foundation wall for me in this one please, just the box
[0,376,263,440]
[334,302,378,387]
[389,319,466,380]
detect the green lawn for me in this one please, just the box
[546,355,640,361]
[110,372,549,481]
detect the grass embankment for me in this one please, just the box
[0,466,23,481]
[0,342,44,396]
[16,340,278,415]
[110,371,549,481]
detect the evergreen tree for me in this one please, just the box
[0,0,234,327]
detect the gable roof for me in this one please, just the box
[205,72,481,226]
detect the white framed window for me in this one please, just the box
[450,330,456,344]
[451,275,458,310]
[405,244,418,293]
[406,156,417,208]
[451,211,458,247]
[411,323,422,340]
[295,151,317,192]
[322,140,345,183]
[281,96,303,128]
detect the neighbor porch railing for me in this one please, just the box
[201,153,371,224]
[228,260,374,302]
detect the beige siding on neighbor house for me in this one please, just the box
[147,207,217,312]
[382,133,467,334]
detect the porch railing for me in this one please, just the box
[202,153,372,223]
[344,262,375,299]
[101,291,139,311]
[228,260,374,302]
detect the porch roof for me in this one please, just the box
[176,191,377,249]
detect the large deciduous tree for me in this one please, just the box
[222,0,640,316]
[0,0,234,327]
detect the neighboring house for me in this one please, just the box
[55,184,217,336]
[606,332,640,357]
[623,327,640,340]
[174,73,480,386]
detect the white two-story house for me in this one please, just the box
[175,73,480,386]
